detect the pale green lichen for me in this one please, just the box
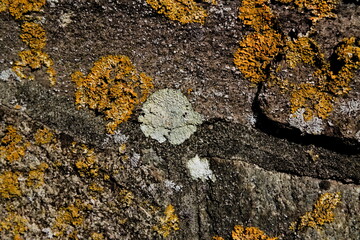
[139,88,203,145]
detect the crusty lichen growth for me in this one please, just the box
[235,0,360,121]
[214,225,277,240]
[20,21,46,49]
[276,0,339,22]
[212,237,225,240]
[239,0,274,32]
[0,125,30,162]
[91,232,105,240]
[72,55,153,133]
[153,204,179,238]
[232,225,278,240]
[0,171,22,198]
[13,49,56,85]
[13,21,57,85]
[52,199,92,238]
[287,37,360,120]
[34,127,55,145]
[0,212,28,239]
[0,0,46,19]
[118,189,134,208]
[26,162,48,188]
[234,30,283,84]
[1,1,57,85]
[146,0,212,24]
[73,145,100,178]
[290,192,341,231]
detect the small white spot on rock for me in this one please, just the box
[187,155,216,182]
[0,69,20,81]
[139,88,203,145]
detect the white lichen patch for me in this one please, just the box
[289,108,324,135]
[187,155,216,182]
[0,69,20,81]
[139,88,203,145]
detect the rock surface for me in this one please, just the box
[0,0,359,239]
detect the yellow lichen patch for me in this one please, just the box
[286,37,360,120]
[294,0,339,22]
[153,204,179,238]
[285,37,323,69]
[74,145,100,178]
[0,171,22,199]
[212,237,225,240]
[118,189,134,208]
[20,21,46,50]
[0,0,45,19]
[72,55,153,133]
[0,0,9,12]
[88,182,104,193]
[234,30,283,84]
[290,192,341,231]
[12,49,56,85]
[26,162,48,188]
[91,232,104,240]
[239,0,274,32]
[290,83,334,120]
[275,0,339,22]
[232,225,278,240]
[0,212,28,238]
[0,125,29,162]
[9,0,46,19]
[52,199,92,238]
[328,37,360,96]
[146,0,211,24]
[34,127,55,145]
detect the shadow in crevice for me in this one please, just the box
[251,84,360,155]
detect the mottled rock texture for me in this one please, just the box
[0,0,359,239]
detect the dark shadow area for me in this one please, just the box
[252,84,360,155]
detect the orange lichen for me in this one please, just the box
[235,0,359,121]
[20,21,46,50]
[287,37,360,120]
[0,0,46,19]
[275,0,339,22]
[72,55,153,133]
[285,37,322,69]
[26,162,48,188]
[3,0,57,85]
[74,145,100,178]
[234,30,283,84]
[153,204,179,237]
[232,226,278,240]
[91,232,105,240]
[0,0,8,12]
[12,49,57,85]
[290,83,334,120]
[213,237,225,240]
[0,125,29,162]
[290,192,341,231]
[88,182,104,192]
[53,199,92,237]
[34,127,55,145]
[0,212,28,238]
[239,0,274,32]
[214,225,277,240]
[0,171,22,199]
[118,189,134,208]
[146,0,211,24]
